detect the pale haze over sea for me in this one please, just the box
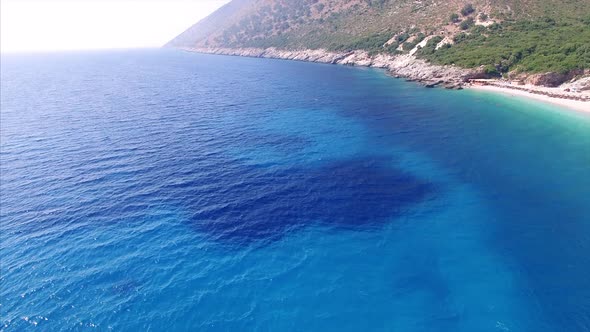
[0,0,228,52]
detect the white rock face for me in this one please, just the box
[475,17,495,27]
[561,75,590,91]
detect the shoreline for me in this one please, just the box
[179,47,589,113]
[179,47,472,89]
[467,85,590,114]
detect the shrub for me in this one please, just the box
[402,41,416,51]
[450,13,460,23]
[453,32,469,43]
[460,17,475,30]
[488,22,502,31]
[428,36,444,46]
[461,4,475,16]
[415,33,426,44]
[384,42,400,54]
[418,19,590,74]
[396,32,410,43]
[472,25,487,34]
[484,64,500,76]
[416,36,443,56]
[330,32,393,52]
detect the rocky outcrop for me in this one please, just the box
[462,66,494,80]
[504,69,587,88]
[409,36,435,56]
[180,47,589,92]
[524,71,582,87]
[560,71,590,92]
[182,47,478,89]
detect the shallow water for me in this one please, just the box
[1,49,589,331]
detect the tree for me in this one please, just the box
[450,13,460,23]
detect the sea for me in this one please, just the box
[1,49,590,331]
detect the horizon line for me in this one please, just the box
[0,46,169,55]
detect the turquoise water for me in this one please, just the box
[1,49,589,331]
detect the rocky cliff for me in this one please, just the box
[169,0,590,88]
[183,46,486,89]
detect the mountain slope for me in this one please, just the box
[168,0,590,77]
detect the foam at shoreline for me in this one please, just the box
[181,47,589,113]
[468,84,590,114]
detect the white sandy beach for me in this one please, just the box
[468,85,590,114]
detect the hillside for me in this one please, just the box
[167,0,590,82]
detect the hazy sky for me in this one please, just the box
[0,0,229,52]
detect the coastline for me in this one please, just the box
[180,46,473,89]
[468,85,590,114]
[179,47,589,113]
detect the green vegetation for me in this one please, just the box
[396,32,410,43]
[460,4,475,16]
[419,18,590,74]
[170,0,590,74]
[402,41,416,51]
[329,32,392,52]
[416,36,443,56]
[460,17,475,30]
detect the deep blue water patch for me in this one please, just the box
[185,157,434,246]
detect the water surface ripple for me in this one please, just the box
[1,49,590,331]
